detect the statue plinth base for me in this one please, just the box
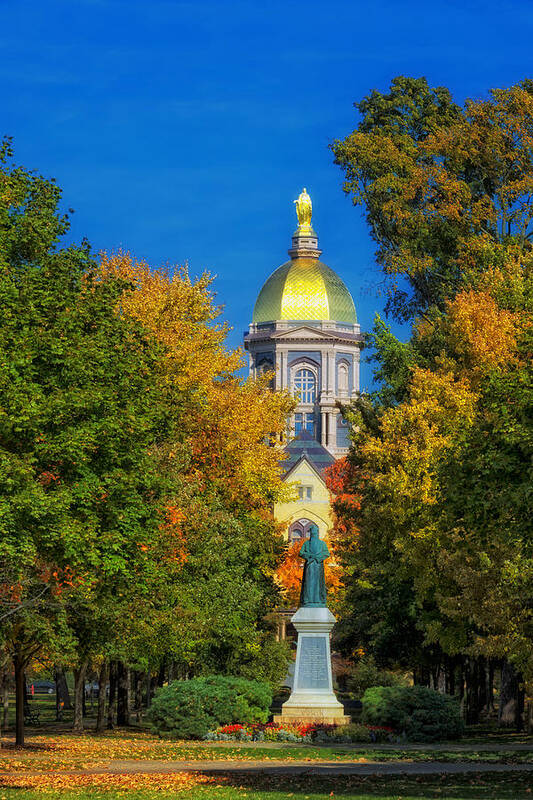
[274,607,350,727]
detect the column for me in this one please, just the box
[321,411,327,446]
[327,351,335,397]
[328,410,337,451]
[275,351,281,390]
[320,349,327,396]
[352,351,360,397]
[281,351,288,390]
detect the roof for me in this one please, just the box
[253,257,357,324]
[281,430,336,479]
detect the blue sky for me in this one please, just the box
[3,0,533,389]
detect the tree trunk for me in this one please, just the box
[464,657,480,725]
[477,657,488,716]
[82,682,87,718]
[145,666,152,709]
[0,670,9,736]
[458,659,466,721]
[488,660,496,713]
[72,660,88,733]
[116,663,130,726]
[499,659,523,730]
[445,657,456,696]
[96,661,108,733]
[13,650,25,746]
[107,661,117,729]
[54,666,72,715]
[168,661,175,684]
[516,682,525,732]
[133,671,143,722]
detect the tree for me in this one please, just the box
[329,80,533,723]
[332,77,533,321]
[93,252,295,690]
[0,138,176,742]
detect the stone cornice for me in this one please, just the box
[244,330,363,348]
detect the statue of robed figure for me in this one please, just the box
[299,524,329,608]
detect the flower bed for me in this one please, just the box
[204,721,399,744]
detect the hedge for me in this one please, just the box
[147,675,273,740]
[361,685,464,742]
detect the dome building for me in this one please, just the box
[244,189,363,547]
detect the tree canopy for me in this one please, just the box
[329,80,533,719]
[0,139,293,741]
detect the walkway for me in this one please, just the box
[2,759,533,778]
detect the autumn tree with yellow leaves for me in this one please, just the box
[329,78,533,728]
[98,252,293,511]
[93,252,295,692]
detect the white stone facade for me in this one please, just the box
[244,320,361,456]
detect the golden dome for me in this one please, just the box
[253,256,357,324]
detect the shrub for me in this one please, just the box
[361,685,464,742]
[347,657,408,698]
[336,723,372,743]
[148,675,273,739]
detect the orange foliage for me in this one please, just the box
[98,250,240,391]
[156,504,187,567]
[325,458,361,548]
[37,471,60,488]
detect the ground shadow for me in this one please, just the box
[200,770,533,798]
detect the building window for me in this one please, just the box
[294,368,316,404]
[294,412,314,435]
[257,359,274,389]
[298,486,313,500]
[288,518,314,542]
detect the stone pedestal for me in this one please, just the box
[274,606,350,726]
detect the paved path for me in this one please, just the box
[2,759,533,778]
[188,740,533,753]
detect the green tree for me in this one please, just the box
[329,80,533,724]
[0,137,175,742]
[332,77,533,321]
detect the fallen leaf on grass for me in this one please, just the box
[0,771,214,792]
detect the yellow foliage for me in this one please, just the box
[97,251,294,510]
[98,250,241,391]
[362,367,477,508]
[446,289,517,374]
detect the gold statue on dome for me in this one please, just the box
[294,187,313,230]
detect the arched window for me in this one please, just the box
[338,363,349,395]
[288,518,314,543]
[288,522,304,542]
[294,369,316,404]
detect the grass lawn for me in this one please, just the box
[1,771,533,799]
[1,731,533,771]
[1,719,532,798]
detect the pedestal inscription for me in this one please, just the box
[297,636,328,689]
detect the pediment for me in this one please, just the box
[271,326,338,342]
[283,455,327,484]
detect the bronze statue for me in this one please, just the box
[299,524,329,607]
